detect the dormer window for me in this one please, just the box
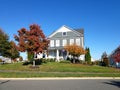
[62,32,67,36]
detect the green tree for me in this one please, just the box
[85,47,91,64]
[9,41,20,60]
[0,29,11,57]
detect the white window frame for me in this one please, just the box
[56,40,60,47]
[50,40,54,47]
[70,39,74,45]
[76,38,80,46]
[62,39,67,46]
[62,32,67,36]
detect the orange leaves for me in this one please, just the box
[14,24,49,54]
[64,44,86,57]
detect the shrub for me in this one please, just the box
[95,61,101,65]
[19,56,23,61]
[43,58,55,62]
[23,61,31,65]
[60,60,71,64]
[79,60,84,64]
[23,59,42,65]
[49,58,55,62]
[0,59,2,62]
[40,58,47,63]
[100,57,109,67]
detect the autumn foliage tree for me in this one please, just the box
[14,24,49,61]
[64,44,86,63]
[101,52,109,66]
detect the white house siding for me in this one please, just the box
[81,37,84,47]
[48,25,84,61]
[0,56,12,63]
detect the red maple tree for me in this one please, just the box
[14,24,49,61]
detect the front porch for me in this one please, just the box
[48,49,67,62]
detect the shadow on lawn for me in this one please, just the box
[103,80,120,88]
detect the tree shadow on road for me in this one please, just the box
[0,80,10,85]
[103,80,120,88]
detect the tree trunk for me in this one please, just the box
[27,52,34,61]
[73,56,75,64]
[33,60,35,67]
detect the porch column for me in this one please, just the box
[56,49,59,62]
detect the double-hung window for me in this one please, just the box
[56,40,60,47]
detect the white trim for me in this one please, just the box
[63,39,67,46]
[81,37,84,47]
[48,25,82,38]
[70,39,74,45]
[56,49,59,62]
[76,38,80,46]
[56,40,60,47]
[50,40,54,47]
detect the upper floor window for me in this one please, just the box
[50,40,54,47]
[76,38,80,46]
[70,39,74,45]
[62,32,67,36]
[63,39,67,46]
[56,40,60,47]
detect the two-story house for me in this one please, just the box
[48,25,84,61]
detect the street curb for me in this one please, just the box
[0,77,120,80]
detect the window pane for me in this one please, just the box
[70,39,74,45]
[56,40,60,47]
[63,39,67,46]
[50,40,54,47]
[62,32,67,36]
[76,38,80,45]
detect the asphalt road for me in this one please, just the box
[0,79,120,90]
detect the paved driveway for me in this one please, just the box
[0,79,120,90]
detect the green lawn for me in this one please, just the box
[0,62,120,77]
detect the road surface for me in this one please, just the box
[0,79,120,90]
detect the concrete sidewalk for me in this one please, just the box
[0,77,120,80]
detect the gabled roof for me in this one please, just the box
[48,25,71,38]
[48,25,84,38]
[74,29,84,35]
[73,28,84,37]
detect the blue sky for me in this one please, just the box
[0,0,120,60]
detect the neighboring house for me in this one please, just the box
[109,46,120,68]
[0,56,11,63]
[48,25,84,61]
